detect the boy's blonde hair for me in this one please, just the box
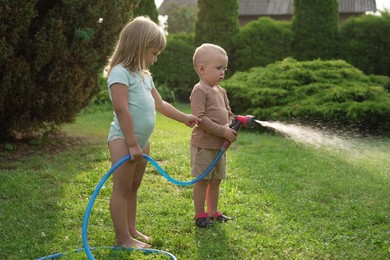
[105,16,166,76]
[193,43,227,71]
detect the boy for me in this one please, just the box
[190,43,237,228]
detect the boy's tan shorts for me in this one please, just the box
[190,144,226,180]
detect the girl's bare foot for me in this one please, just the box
[115,237,150,248]
[130,230,151,242]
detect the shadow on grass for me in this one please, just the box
[195,223,239,259]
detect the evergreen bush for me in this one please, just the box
[340,12,390,77]
[223,58,390,133]
[0,0,139,140]
[231,17,293,73]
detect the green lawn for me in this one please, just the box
[0,103,389,259]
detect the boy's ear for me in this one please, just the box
[197,63,205,74]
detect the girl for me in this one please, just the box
[104,16,199,248]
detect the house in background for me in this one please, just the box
[158,0,377,26]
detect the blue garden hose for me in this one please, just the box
[81,150,225,260]
[36,246,176,259]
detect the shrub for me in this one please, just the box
[0,0,138,140]
[340,12,390,77]
[151,33,197,102]
[223,58,390,133]
[230,17,293,73]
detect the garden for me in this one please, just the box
[1,1,390,259]
[1,103,389,259]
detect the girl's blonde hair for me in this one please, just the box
[104,16,166,76]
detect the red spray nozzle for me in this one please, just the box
[236,115,256,129]
[229,115,256,131]
[222,115,256,151]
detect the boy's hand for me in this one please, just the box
[184,114,201,127]
[223,127,238,143]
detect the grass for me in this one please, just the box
[0,103,389,259]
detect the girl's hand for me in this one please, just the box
[183,114,201,127]
[129,144,143,161]
[223,127,238,143]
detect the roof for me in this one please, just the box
[159,0,377,15]
[338,0,376,13]
[240,0,293,15]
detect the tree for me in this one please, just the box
[133,0,159,23]
[292,0,339,60]
[195,0,239,55]
[163,3,198,34]
[0,0,138,140]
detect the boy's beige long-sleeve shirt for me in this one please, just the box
[190,83,234,149]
